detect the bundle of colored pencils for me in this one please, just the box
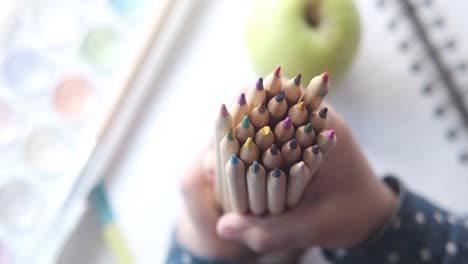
[215,67,337,215]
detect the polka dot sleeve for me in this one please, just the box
[324,176,468,264]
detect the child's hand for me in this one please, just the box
[176,149,254,260]
[216,105,398,253]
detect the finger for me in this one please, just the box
[203,146,216,183]
[216,210,310,253]
[180,152,220,231]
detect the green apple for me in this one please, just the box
[244,0,360,84]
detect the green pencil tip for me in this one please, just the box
[226,130,234,141]
[304,123,312,133]
[241,115,250,128]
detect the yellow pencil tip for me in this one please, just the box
[245,137,253,146]
[261,126,270,135]
[296,102,305,110]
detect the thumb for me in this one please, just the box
[217,212,309,253]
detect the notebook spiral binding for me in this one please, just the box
[377,0,468,163]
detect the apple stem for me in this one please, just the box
[305,0,321,27]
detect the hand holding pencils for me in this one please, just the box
[214,67,337,215]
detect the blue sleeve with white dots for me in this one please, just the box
[324,176,468,264]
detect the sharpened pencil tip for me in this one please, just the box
[289,138,298,149]
[312,145,320,155]
[282,117,292,129]
[321,72,329,83]
[274,66,281,77]
[226,130,234,141]
[241,116,250,128]
[272,168,281,177]
[230,154,238,164]
[325,130,335,139]
[256,78,264,91]
[258,102,266,113]
[296,101,305,111]
[260,126,270,135]
[245,137,253,146]
[319,107,328,118]
[270,144,278,155]
[294,74,302,86]
[304,123,312,133]
[238,93,246,105]
[220,104,229,117]
[275,91,285,102]
[251,161,260,173]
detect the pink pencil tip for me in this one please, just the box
[325,129,335,139]
[321,72,329,83]
[238,93,246,105]
[220,104,229,117]
[282,117,292,129]
[274,66,281,78]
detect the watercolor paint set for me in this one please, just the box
[0,0,175,262]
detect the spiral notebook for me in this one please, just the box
[327,0,468,215]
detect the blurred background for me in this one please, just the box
[0,0,467,263]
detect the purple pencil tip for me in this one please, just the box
[282,117,292,129]
[258,102,266,113]
[294,74,302,86]
[238,93,246,105]
[220,104,229,117]
[256,78,264,91]
[289,138,298,149]
[270,144,278,155]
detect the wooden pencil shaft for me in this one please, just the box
[274,118,295,145]
[235,116,255,143]
[295,124,315,148]
[225,155,248,213]
[246,78,266,109]
[301,74,329,111]
[317,130,337,154]
[247,161,267,215]
[287,161,311,208]
[267,169,286,215]
[281,140,301,167]
[254,126,275,151]
[262,145,283,171]
[220,131,240,211]
[215,105,233,210]
[240,138,259,166]
[249,103,270,129]
[288,102,308,127]
[302,145,323,176]
[264,69,282,99]
[267,93,288,122]
[283,75,303,106]
[310,107,329,133]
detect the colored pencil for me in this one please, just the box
[281,138,301,167]
[263,66,283,99]
[301,72,329,111]
[317,129,337,154]
[249,102,270,129]
[295,122,315,148]
[262,144,282,171]
[302,144,323,176]
[286,161,311,208]
[214,104,232,209]
[288,101,308,127]
[274,117,295,145]
[267,91,288,123]
[230,93,250,129]
[225,154,248,213]
[246,161,267,215]
[246,77,267,109]
[239,137,259,165]
[267,168,286,215]
[310,107,329,133]
[254,126,275,151]
[283,74,303,105]
[235,115,255,144]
